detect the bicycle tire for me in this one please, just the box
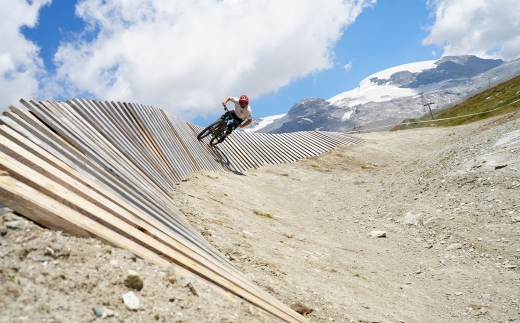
[197,119,223,141]
[209,124,227,147]
[209,137,220,147]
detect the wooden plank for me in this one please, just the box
[210,137,250,173]
[230,132,265,167]
[98,100,174,175]
[0,175,293,323]
[0,126,233,269]
[299,131,336,151]
[49,101,184,216]
[7,105,83,154]
[262,135,301,163]
[256,133,306,160]
[0,156,306,323]
[285,132,327,155]
[121,102,177,185]
[226,134,258,169]
[241,132,275,165]
[0,174,90,238]
[307,131,345,147]
[2,111,193,240]
[74,99,180,185]
[255,133,287,164]
[145,104,197,172]
[5,109,166,215]
[0,124,145,217]
[133,103,192,180]
[276,133,313,158]
[260,133,301,162]
[198,124,253,172]
[242,132,280,165]
[16,101,96,162]
[20,100,139,185]
[0,119,233,270]
[127,103,182,183]
[319,131,365,145]
[261,133,297,164]
[185,122,229,172]
[163,113,219,173]
[283,132,323,156]
[7,105,241,269]
[0,117,93,181]
[57,100,175,193]
[166,116,210,173]
[66,99,177,193]
[0,175,170,268]
[1,110,102,177]
[43,103,236,267]
[0,137,257,285]
[168,115,214,171]
[223,140,252,171]
[104,101,182,183]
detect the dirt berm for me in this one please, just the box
[1,112,519,322]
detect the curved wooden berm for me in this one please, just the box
[0,99,364,322]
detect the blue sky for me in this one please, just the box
[2,0,520,126]
[22,2,86,72]
[252,0,439,120]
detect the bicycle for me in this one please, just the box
[197,105,237,147]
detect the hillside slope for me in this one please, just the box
[172,112,520,322]
[396,74,520,130]
[2,111,519,322]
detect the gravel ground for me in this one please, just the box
[1,111,520,323]
[0,209,276,323]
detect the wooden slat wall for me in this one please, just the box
[0,99,365,323]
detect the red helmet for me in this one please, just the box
[239,95,249,105]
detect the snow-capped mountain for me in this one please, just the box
[249,55,520,133]
[243,114,286,133]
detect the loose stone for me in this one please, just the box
[368,230,387,238]
[6,220,23,229]
[446,243,463,251]
[124,270,144,291]
[122,291,140,311]
[92,306,102,317]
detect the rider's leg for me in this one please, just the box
[219,122,237,142]
[219,112,243,143]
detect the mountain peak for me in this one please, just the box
[250,55,520,134]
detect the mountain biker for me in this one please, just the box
[219,95,253,142]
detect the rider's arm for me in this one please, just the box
[239,118,252,128]
[222,96,231,106]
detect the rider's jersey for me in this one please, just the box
[229,97,252,121]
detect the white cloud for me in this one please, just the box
[0,0,50,109]
[344,60,354,72]
[423,0,520,60]
[48,0,375,120]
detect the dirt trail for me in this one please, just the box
[1,113,520,322]
[172,114,520,323]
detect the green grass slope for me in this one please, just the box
[394,75,520,130]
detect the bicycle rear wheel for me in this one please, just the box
[209,137,219,147]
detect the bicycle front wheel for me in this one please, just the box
[209,124,228,147]
[197,119,223,141]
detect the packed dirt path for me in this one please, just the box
[1,112,519,322]
[171,113,520,323]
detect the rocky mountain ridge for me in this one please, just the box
[251,55,520,133]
